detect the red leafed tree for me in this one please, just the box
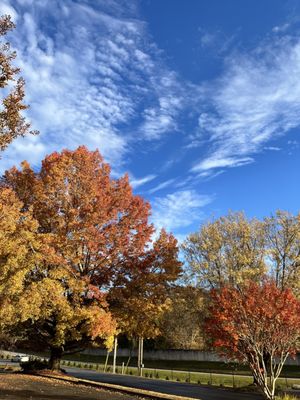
[109,229,182,338]
[2,146,155,370]
[206,281,300,400]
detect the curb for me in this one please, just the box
[38,372,200,400]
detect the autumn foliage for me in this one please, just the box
[206,281,300,399]
[109,229,182,339]
[182,212,266,289]
[0,15,37,153]
[0,146,182,370]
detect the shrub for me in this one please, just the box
[21,359,48,372]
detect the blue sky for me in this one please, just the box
[1,0,300,241]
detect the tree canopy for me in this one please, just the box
[0,146,182,369]
[0,15,37,154]
[206,280,300,400]
[182,212,266,289]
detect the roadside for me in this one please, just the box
[0,361,262,400]
[4,349,300,378]
[65,365,263,400]
[1,353,299,392]
[0,372,145,400]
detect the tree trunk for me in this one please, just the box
[137,336,144,377]
[112,336,118,374]
[49,346,63,371]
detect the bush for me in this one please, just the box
[165,376,169,380]
[21,359,48,372]
[176,377,181,382]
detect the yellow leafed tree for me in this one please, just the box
[182,212,266,289]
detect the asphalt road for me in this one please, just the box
[0,360,19,367]
[65,366,263,400]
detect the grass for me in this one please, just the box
[3,350,300,390]
[60,353,300,378]
[59,359,300,390]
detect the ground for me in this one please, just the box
[0,372,145,400]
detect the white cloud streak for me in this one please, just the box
[148,178,176,194]
[192,36,300,172]
[130,174,156,189]
[151,190,214,233]
[0,0,187,173]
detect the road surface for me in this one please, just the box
[65,366,263,400]
[0,358,263,399]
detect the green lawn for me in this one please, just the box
[3,350,300,389]
[59,359,300,390]
[61,353,300,378]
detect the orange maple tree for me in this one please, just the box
[109,229,182,338]
[0,15,37,153]
[2,146,155,370]
[206,281,300,400]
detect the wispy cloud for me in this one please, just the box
[140,71,186,139]
[0,0,187,172]
[272,23,290,33]
[151,190,214,234]
[148,178,176,194]
[192,35,300,172]
[264,146,281,151]
[130,174,156,189]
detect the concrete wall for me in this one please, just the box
[82,348,300,365]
